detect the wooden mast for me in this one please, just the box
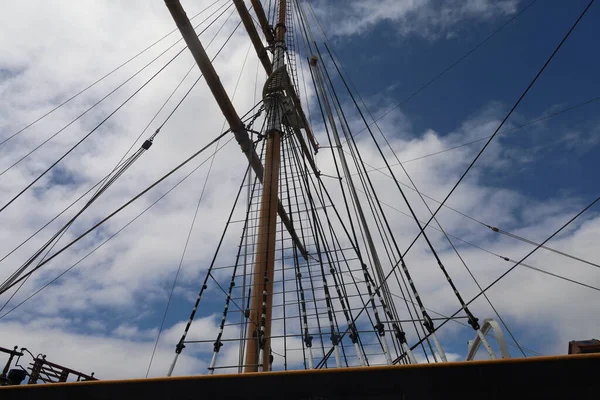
[244,0,288,373]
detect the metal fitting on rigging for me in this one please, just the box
[175,339,186,354]
[422,312,435,334]
[392,323,407,344]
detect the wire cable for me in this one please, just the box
[0,7,243,299]
[0,1,232,182]
[361,95,600,168]
[0,6,235,214]
[145,40,253,378]
[399,0,595,260]
[401,191,600,361]
[0,136,236,320]
[302,0,539,144]
[0,0,224,149]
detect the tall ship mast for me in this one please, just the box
[0,0,599,397]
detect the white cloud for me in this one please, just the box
[310,0,521,39]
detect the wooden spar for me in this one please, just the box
[233,0,272,75]
[234,0,319,158]
[250,0,275,45]
[243,0,288,373]
[163,0,307,260]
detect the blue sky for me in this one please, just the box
[0,0,599,379]
[326,0,600,202]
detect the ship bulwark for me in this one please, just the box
[1,353,598,399]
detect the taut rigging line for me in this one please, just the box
[314,0,596,368]
[0,104,264,297]
[0,1,235,213]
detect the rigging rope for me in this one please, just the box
[314,48,433,361]
[397,0,595,261]
[0,3,234,270]
[0,2,235,213]
[0,135,236,320]
[280,135,316,368]
[0,0,224,149]
[312,46,441,363]
[307,1,596,368]
[168,104,267,375]
[401,191,600,362]
[320,41,524,357]
[362,96,600,168]
[0,9,245,301]
[0,104,263,297]
[352,150,600,272]
[353,186,600,294]
[159,42,254,377]
[301,0,539,145]
[208,166,260,374]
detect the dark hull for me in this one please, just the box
[1,353,599,399]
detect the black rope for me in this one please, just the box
[321,37,524,355]
[281,133,315,367]
[354,145,600,272]
[0,135,236,320]
[146,40,254,377]
[278,146,288,370]
[394,0,596,261]
[308,57,410,361]
[401,192,600,362]
[323,42,478,336]
[287,133,392,367]
[0,8,245,299]
[303,0,539,145]
[0,105,262,296]
[313,2,597,366]
[313,45,437,362]
[288,124,349,367]
[362,96,600,168]
[315,51,431,360]
[208,165,261,373]
[284,120,329,365]
[173,164,253,360]
[0,0,224,149]
[0,1,235,285]
[0,2,233,183]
